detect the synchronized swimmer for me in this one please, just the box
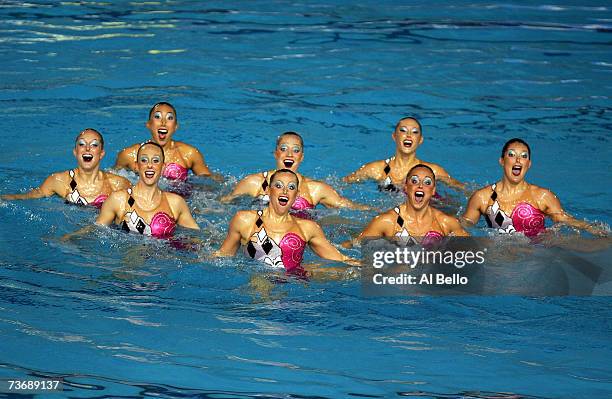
[220,131,369,211]
[462,138,606,237]
[345,164,468,249]
[115,102,220,182]
[216,169,354,277]
[343,117,464,191]
[98,141,199,238]
[2,128,130,207]
[2,105,608,274]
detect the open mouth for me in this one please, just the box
[283,159,295,168]
[144,170,155,178]
[278,195,289,206]
[158,128,168,140]
[403,139,413,148]
[512,165,522,176]
[82,154,93,162]
[414,190,425,203]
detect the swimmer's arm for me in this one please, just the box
[215,213,246,256]
[442,215,470,237]
[341,213,390,248]
[168,193,200,230]
[114,146,138,171]
[427,163,466,191]
[96,192,123,226]
[342,162,380,183]
[2,172,66,200]
[542,189,607,236]
[310,181,370,210]
[187,146,224,182]
[305,222,355,264]
[461,190,486,227]
[219,174,263,203]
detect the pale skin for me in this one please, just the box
[114,103,222,181]
[220,134,369,210]
[343,118,465,190]
[344,166,468,248]
[216,171,355,268]
[2,129,130,202]
[462,142,606,236]
[98,143,199,230]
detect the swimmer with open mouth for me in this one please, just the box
[114,102,222,184]
[344,164,468,248]
[462,138,607,237]
[220,131,369,211]
[96,141,200,238]
[2,128,130,208]
[216,168,357,277]
[343,116,465,192]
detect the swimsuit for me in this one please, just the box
[485,184,545,237]
[65,170,108,208]
[259,171,315,211]
[162,162,188,181]
[379,158,399,191]
[245,210,307,275]
[393,206,444,247]
[121,188,176,238]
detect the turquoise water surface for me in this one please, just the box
[1,1,611,398]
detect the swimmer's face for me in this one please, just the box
[499,142,531,183]
[392,118,423,154]
[268,172,299,212]
[146,103,178,147]
[274,135,303,171]
[404,167,435,209]
[73,129,105,170]
[137,144,164,185]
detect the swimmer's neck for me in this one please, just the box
[133,181,163,202]
[154,139,175,150]
[401,202,432,223]
[263,207,292,223]
[75,166,103,183]
[497,178,529,195]
[393,151,419,166]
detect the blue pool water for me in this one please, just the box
[1,1,611,398]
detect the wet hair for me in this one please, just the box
[269,168,299,188]
[405,164,436,183]
[136,141,165,163]
[395,117,422,133]
[148,102,177,121]
[276,131,304,148]
[501,138,531,159]
[75,128,104,149]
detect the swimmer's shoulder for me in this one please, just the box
[173,141,200,156]
[432,207,460,226]
[104,171,131,190]
[121,142,140,154]
[163,191,187,206]
[117,143,140,161]
[369,207,398,228]
[104,188,130,211]
[470,184,495,203]
[527,183,558,207]
[420,160,446,174]
[294,217,323,239]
